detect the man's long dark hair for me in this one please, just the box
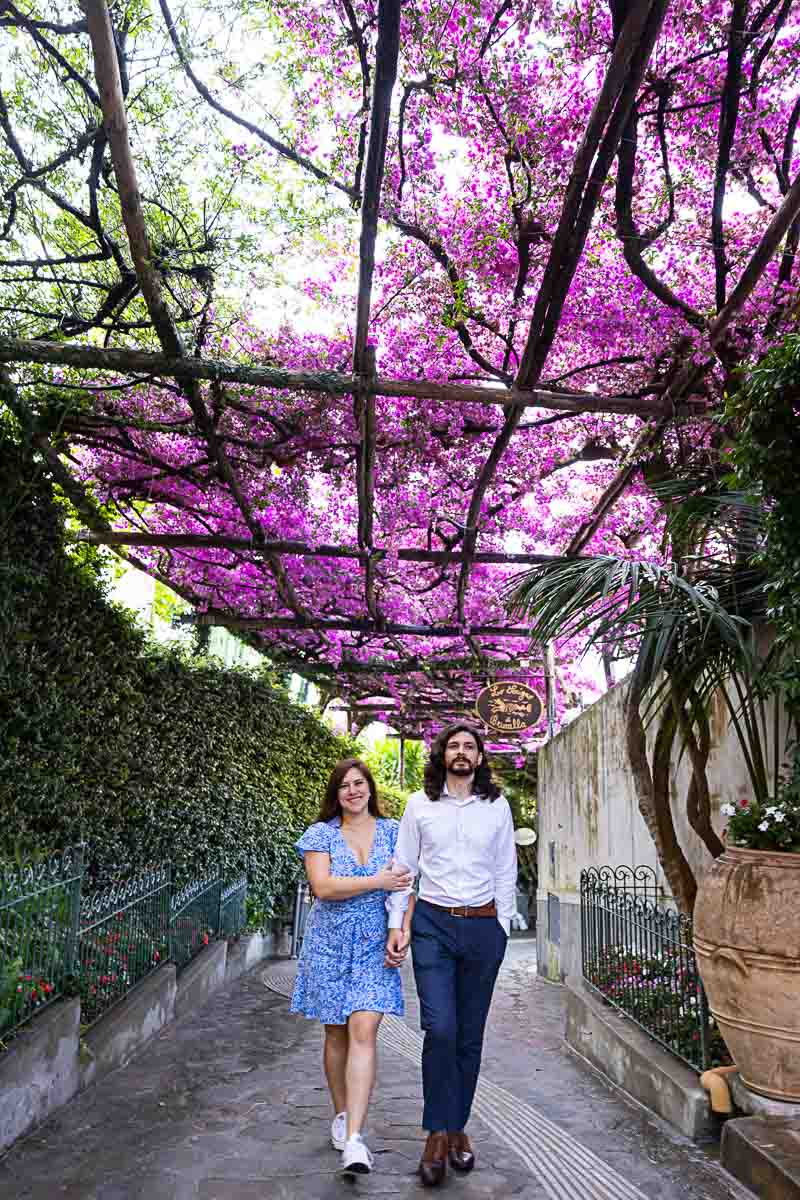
[317,758,384,822]
[423,723,500,802]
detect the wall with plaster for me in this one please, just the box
[535,677,774,980]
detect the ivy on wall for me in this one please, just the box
[0,437,353,910]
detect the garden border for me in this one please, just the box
[0,930,280,1155]
[564,974,715,1141]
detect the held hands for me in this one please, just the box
[384,927,409,968]
[375,864,413,892]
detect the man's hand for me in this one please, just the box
[385,927,409,968]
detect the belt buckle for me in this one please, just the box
[451,905,468,918]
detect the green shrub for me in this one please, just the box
[0,955,23,1034]
[363,737,425,796]
[0,436,351,911]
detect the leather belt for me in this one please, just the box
[422,899,497,918]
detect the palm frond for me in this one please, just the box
[506,549,768,717]
[651,474,764,561]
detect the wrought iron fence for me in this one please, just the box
[78,864,171,1027]
[1,848,250,1040]
[219,875,248,940]
[169,872,223,971]
[0,847,84,1038]
[580,866,714,1072]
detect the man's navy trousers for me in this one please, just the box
[410,898,507,1133]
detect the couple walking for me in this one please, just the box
[290,722,517,1184]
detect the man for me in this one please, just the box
[385,723,517,1187]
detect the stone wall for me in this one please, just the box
[536,677,768,981]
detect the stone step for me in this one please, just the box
[721,1116,800,1199]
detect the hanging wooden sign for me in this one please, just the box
[475,681,543,733]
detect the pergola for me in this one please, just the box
[2,1,800,737]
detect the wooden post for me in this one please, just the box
[544,641,557,739]
[399,736,406,789]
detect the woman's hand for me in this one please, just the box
[375,865,413,892]
[385,928,409,968]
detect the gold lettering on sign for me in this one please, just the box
[475,682,542,733]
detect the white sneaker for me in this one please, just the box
[341,1133,373,1178]
[331,1111,347,1151]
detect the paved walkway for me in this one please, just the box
[0,939,749,1200]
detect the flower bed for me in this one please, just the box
[78,912,169,1027]
[592,946,731,1070]
[1,850,247,1046]
[0,956,57,1039]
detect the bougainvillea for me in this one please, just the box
[1,1,799,734]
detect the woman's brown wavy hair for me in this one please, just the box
[316,758,384,823]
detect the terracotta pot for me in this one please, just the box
[694,846,800,1102]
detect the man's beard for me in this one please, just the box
[447,760,474,776]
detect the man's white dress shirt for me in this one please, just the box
[386,786,517,936]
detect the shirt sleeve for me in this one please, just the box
[493,798,517,936]
[386,797,421,929]
[295,822,332,858]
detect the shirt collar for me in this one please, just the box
[441,783,478,805]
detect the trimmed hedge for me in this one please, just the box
[0,437,352,911]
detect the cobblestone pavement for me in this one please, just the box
[0,938,750,1200]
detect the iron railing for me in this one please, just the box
[580,866,713,1072]
[78,864,171,1026]
[0,847,84,1038]
[1,849,249,1040]
[169,871,223,971]
[290,880,312,958]
[219,875,248,940]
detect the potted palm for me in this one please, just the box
[505,336,800,1100]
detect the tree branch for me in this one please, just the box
[712,0,748,311]
[614,87,706,329]
[340,0,372,198]
[157,0,358,202]
[83,0,308,621]
[710,167,800,345]
[456,0,671,622]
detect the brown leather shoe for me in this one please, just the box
[418,1131,449,1187]
[448,1131,475,1173]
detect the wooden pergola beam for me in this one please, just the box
[75,528,574,567]
[344,655,540,673]
[269,653,542,676]
[0,337,687,418]
[346,700,477,712]
[192,612,532,637]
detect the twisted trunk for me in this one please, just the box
[625,673,698,914]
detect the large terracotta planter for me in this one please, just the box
[694,847,800,1102]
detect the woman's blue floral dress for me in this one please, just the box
[290,817,405,1025]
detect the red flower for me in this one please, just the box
[739,799,750,808]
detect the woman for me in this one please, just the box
[290,758,414,1179]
